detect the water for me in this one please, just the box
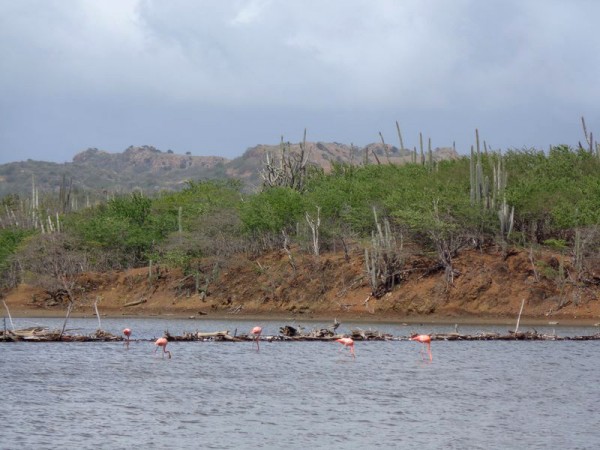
[1,318,599,449]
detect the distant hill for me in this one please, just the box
[0,142,459,198]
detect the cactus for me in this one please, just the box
[470,129,508,211]
[427,137,433,170]
[396,121,405,153]
[364,208,403,297]
[378,131,392,164]
[581,116,594,154]
[498,196,514,239]
[305,206,321,256]
[260,129,312,191]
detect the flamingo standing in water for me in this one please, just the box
[154,337,172,359]
[251,326,262,351]
[123,328,131,348]
[410,334,432,361]
[336,337,355,359]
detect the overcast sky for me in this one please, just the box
[1,0,599,164]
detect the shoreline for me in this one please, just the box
[6,307,600,328]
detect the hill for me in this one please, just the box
[0,142,458,197]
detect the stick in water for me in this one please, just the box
[515,298,525,333]
[59,302,74,339]
[2,300,15,330]
[93,297,102,330]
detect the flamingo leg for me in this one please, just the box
[418,344,429,362]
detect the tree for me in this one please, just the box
[17,232,88,305]
[0,228,33,292]
[239,187,306,235]
[67,192,173,268]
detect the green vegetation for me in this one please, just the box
[3,141,600,299]
[0,228,33,272]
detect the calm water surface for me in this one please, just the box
[1,318,599,449]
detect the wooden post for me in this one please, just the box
[515,298,525,333]
[94,297,102,330]
[2,300,14,330]
[59,302,74,339]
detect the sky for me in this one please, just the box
[1,0,599,164]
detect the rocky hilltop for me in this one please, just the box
[0,142,458,197]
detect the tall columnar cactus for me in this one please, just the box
[492,152,507,209]
[469,139,485,207]
[396,121,405,153]
[364,208,403,297]
[379,132,392,164]
[469,129,507,211]
[580,116,600,157]
[427,137,433,171]
[305,206,321,257]
[498,196,514,241]
[470,146,475,205]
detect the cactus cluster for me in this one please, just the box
[364,208,403,298]
[469,129,514,244]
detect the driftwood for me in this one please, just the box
[162,330,241,342]
[1,326,121,342]
[2,322,600,343]
[123,299,147,307]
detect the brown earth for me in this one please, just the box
[4,246,600,326]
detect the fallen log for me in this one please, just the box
[196,330,231,338]
[123,299,147,307]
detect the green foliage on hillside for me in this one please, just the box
[66,192,172,267]
[4,144,600,296]
[504,146,600,233]
[0,228,33,272]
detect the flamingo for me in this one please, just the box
[336,337,355,358]
[154,337,172,359]
[123,328,131,348]
[251,326,262,351]
[410,334,432,361]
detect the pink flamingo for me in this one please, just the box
[154,337,172,359]
[410,334,432,361]
[251,326,262,351]
[336,337,355,358]
[123,328,131,348]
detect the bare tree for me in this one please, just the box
[17,232,88,306]
[425,200,471,285]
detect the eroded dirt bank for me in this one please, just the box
[4,246,600,325]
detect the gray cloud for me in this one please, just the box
[1,0,599,164]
